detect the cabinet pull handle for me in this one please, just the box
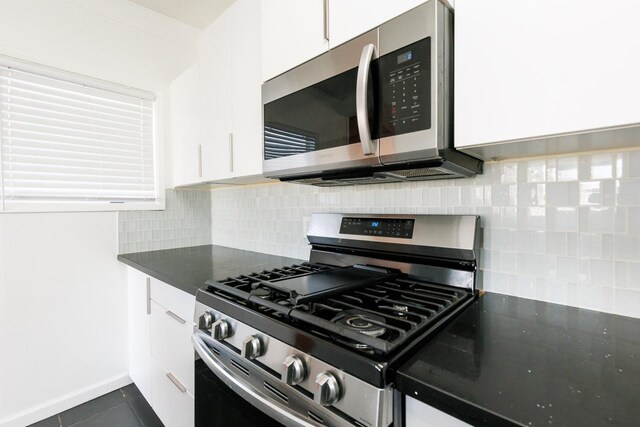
[323,0,329,41]
[198,144,203,178]
[228,133,234,173]
[165,310,186,324]
[166,372,187,393]
[145,277,151,315]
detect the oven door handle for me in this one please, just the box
[356,43,378,156]
[192,331,317,427]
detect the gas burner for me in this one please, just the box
[333,310,387,337]
[250,288,270,299]
[379,304,410,317]
[336,338,375,355]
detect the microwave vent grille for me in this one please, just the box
[381,167,454,179]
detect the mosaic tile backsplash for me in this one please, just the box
[118,189,211,254]
[210,149,640,318]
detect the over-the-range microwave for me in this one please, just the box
[261,0,482,186]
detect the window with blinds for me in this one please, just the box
[0,59,157,212]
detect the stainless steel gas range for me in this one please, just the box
[192,213,481,427]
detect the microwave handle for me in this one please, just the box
[356,43,377,156]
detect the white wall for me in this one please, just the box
[0,1,199,425]
[211,148,640,319]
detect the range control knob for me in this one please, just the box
[241,335,263,360]
[199,312,214,330]
[212,319,231,341]
[282,355,307,386]
[314,372,341,406]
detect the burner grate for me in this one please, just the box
[205,264,472,356]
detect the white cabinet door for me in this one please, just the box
[261,0,329,82]
[405,396,471,427]
[127,268,152,404]
[150,300,195,393]
[170,64,202,187]
[328,0,427,48]
[151,358,194,427]
[199,8,232,181]
[455,0,640,150]
[230,0,264,178]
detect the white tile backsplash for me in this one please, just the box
[210,149,640,318]
[118,189,211,253]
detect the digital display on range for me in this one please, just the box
[340,218,415,239]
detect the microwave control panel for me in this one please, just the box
[377,37,431,138]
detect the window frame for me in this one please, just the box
[0,55,164,213]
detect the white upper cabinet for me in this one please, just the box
[199,8,232,182]
[171,0,268,186]
[261,0,329,82]
[455,0,640,158]
[230,0,264,178]
[170,64,202,187]
[261,0,436,82]
[328,0,427,48]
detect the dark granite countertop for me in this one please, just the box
[117,245,304,296]
[397,292,640,427]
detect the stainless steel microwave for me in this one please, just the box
[261,0,482,186]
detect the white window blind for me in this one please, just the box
[0,60,157,211]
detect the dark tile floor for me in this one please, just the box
[28,384,164,427]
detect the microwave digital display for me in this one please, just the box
[397,51,412,64]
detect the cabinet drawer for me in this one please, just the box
[151,357,194,427]
[150,300,195,393]
[149,277,195,323]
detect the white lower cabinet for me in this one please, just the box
[127,267,195,427]
[151,357,195,427]
[405,396,471,427]
[127,268,152,403]
[150,300,195,392]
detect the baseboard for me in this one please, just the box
[0,373,132,427]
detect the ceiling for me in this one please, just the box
[128,0,235,29]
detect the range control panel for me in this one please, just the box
[377,37,431,138]
[340,217,415,239]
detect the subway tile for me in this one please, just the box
[617,179,640,205]
[590,259,614,286]
[615,262,628,289]
[492,184,517,206]
[588,207,614,233]
[627,263,640,290]
[525,159,546,183]
[557,157,578,181]
[556,257,578,282]
[615,235,640,261]
[547,232,567,256]
[578,258,590,285]
[555,207,579,231]
[629,150,640,177]
[590,153,615,180]
[547,182,579,206]
[628,207,640,234]
[615,288,640,318]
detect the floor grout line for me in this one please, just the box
[126,399,146,427]
[57,414,62,427]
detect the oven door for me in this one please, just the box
[193,331,325,427]
[262,30,381,179]
[194,358,284,427]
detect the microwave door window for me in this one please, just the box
[263,67,375,160]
